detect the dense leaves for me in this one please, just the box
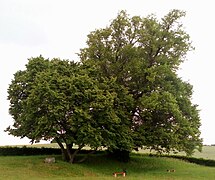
[6,56,134,163]
[79,10,202,155]
[6,10,202,163]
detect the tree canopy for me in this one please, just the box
[6,56,134,163]
[6,9,202,163]
[79,9,202,155]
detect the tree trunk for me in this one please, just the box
[55,138,70,161]
[65,143,74,163]
[69,148,79,163]
[55,138,84,163]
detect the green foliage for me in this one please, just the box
[6,9,202,163]
[0,146,61,156]
[6,56,134,163]
[0,146,104,156]
[79,9,202,155]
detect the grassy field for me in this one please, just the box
[192,146,215,160]
[136,145,215,160]
[1,145,215,179]
[0,153,215,180]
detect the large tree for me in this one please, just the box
[79,10,202,155]
[6,56,134,163]
[6,9,202,162]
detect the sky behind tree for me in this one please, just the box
[1,0,214,145]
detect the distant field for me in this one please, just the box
[192,146,215,160]
[137,145,215,160]
[0,153,215,180]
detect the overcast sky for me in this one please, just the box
[1,0,214,145]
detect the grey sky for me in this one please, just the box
[1,0,214,145]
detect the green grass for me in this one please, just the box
[192,146,215,160]
[0,153,215,180]
[1,145,215,179]
[136,145,215,160]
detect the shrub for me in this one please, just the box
[0,146,61,156]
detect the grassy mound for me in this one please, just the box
[0,153,215,179]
